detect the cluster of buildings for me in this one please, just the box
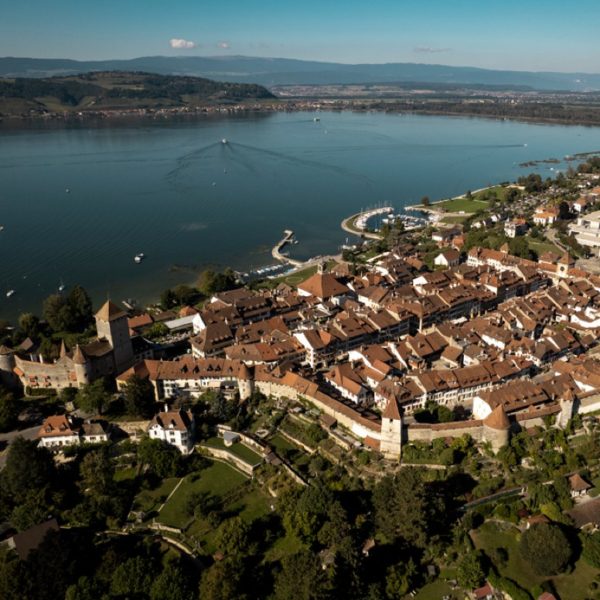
[6,209,600,460]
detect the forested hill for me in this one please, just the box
[0,71,276,116]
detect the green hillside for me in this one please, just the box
[0,71,276,116]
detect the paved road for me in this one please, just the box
[0,425,40,469]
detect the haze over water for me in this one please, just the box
[1,111,599,320]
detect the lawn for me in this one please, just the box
[528,238,562,256]
[158,462,247,529]
[272,260,337,287]
[471,521,598,600]
[414,579,459,600]
[133,477,180,514]
[434,197,489,213]
[204,436,263,466]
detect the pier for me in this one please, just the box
[272,229,304,267]
[341,206,393,240]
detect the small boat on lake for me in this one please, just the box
[6,289,15,298]
[134,253,145,264]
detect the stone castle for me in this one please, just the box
[1,301,134,392]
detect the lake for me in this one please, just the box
[1,111,599,321]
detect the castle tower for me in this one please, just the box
[557,253,574,279]
[556,388,576,429]
[482,405,510,453]
[59,340,67,359]
[73,344,90,386]
[380,397,402,461]
[0,345,18,389]
[95,301,134,373]
[237,363,254,401]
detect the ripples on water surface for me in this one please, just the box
[1,111,599,319]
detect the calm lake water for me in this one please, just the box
[1,111,599,321]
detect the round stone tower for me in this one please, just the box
[73,344,90,387]
[380,397,402,461]
[237,363,254,401]
[482,405,510,453]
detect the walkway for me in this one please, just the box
[272,229,304,267]
[341,208,391,240]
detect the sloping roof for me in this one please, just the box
[8,519,59,559]
[382,397,401,420]
[95,300,126,322]
[297,273,350,299]
[568,473,591,492]
[37,415,79,438]
[149,409,194,432]
[483,405,510,430]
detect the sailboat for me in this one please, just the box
[58,279,65,292]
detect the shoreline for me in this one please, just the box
[5,100,600,130]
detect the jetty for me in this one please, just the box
[341,206,393,240]
[272,230,303,267]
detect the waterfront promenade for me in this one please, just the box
[271,230,304,267]
[340,207,392,240]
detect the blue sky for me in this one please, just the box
[1,0,599,72]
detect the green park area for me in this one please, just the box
[434,196,490,214]
[203,436,263,466]
[132,477,180,515]
[471,521,598,600]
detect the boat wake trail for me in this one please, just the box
[222,143,258,174]
[165,142,220,185]
[231,142,374,184]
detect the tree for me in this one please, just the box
[199,558,247,600]
[75,378,111,415]
[150,561,193,600]
[519,523,572,575]
[1,437,55,504]
[214,516,251,557]
[456,551,485,589]
[160,288,177,310]
[68,286,93,329]
[10,489,52,531]
[137,437,181,478]
[43,294,76,332]
[110,556,154,597]
[123,375,155,418]
[65,576,105,600]
[372,469,440,547]
[79,447,114,496]
[281,484,334,546]
[18,313,40,340]
[0,388,19,433]
[385,559,418,599]
[421,196,430,207]
[144,322,169,340]
[273,551,330,600]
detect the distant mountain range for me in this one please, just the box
[1,56,600,92]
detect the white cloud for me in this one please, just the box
[414,46,451,54]
[217,41,230,49]
[170,38,196,49]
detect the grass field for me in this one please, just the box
[271,259,338,287]
[414,579,459,600]
[471,521,598,600]
[133,477,180,514]
[204,436,263,466]
[434,197,490,213]
[528,238,562,256]
[158,462,248,529]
